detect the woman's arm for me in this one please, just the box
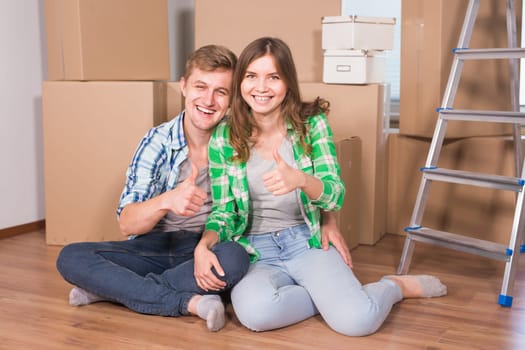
[204,123,241,242]
[321,210,353,267]
[262,113,345,211]
[307,113,346,211]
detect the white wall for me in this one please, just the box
[0,0,195,230]
[0,0,47,229]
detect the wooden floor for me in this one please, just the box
[1,231,524,350]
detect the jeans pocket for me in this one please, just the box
[280,224,311,260]
[289,224,311,241]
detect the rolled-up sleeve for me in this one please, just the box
[307,114,345,211]
[116,127,169,217]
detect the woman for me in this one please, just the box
[201,37,446,336]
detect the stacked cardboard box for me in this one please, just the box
[195,0,389,247]
[44,0,170,81]
[42,0,174,244]
[387,0,523,246]
[301,84,388,245]
[334,137,361,250]
[43,82,170,244]
[399,0,518,138]
[387,133,518,244]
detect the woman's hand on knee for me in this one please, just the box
[321,216,353,268]
[194,245,226,291]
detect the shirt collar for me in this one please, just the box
[170,111,188,152]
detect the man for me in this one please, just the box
[56,45,249,332]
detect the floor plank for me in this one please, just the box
[0,231,523,349]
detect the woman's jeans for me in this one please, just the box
[56,230,250,316]
[230,224,403,336]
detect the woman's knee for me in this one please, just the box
[324,312,382,337]
[231,286,276,332]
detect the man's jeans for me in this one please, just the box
[56,230,250,316]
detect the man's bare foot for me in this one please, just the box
[384,275,447,298]
[188,295,225,332]
[69,287,107,306]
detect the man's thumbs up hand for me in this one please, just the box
[170,162,207,216]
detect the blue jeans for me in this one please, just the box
[230,224,403,336]
[56,230,250,316]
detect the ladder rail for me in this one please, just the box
[506,0,520,111]
[425,118,448,167]
[500,182,525,302]
[506,0,524,176]
[408,176,432,228]
[441,0,480,108]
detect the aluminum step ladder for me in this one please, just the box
[397,0,525,307]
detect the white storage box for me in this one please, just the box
[322,15,396,50]
[323,50,386,84]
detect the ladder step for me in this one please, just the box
[439,109,525,124]
[404,226,511,261]
[421,168,525,191]
[453,47,525,59]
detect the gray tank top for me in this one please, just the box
[154,159,212,233]
[246,138,304,234]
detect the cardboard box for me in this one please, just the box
[167,82,185,118]
[387,133,519,245]
[44,0,170,81]
[334,137,361,250]
[399,0,520,138]
[323,50,386,84]
[301,83,388,245]
[43,82,168,245]
[322,16,396,51]
[194,0,341,82]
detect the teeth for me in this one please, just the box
[197,106,214,114]
[254,96,271,101]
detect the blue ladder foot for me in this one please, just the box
[498,294,513,307]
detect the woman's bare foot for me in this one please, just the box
[384,275,447,298]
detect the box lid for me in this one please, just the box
[323,49,386,57]
[322,15,396,25]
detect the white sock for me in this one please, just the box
[196,295,225,332]
[69,287,106,306]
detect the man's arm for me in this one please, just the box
[118,195,169,237]
[119,163,206,237]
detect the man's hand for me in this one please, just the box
[262,148,305,195]
[170,163,207,216]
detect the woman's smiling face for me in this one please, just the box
[240,54,287,119]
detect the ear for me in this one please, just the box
[179,77,187,98]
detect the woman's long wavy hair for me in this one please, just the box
[229,37,329,162]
